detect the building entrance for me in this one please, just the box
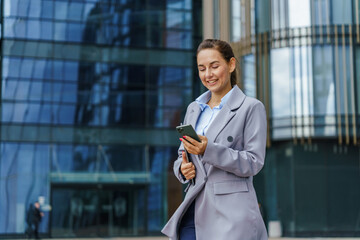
[50,184,146,237]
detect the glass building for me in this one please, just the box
[204,0,360,237]
[0,0,202,238]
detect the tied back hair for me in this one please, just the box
[196,39,238,87]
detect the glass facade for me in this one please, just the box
[230,0,360,237]
[0,0,202,237]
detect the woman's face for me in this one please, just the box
[197,49,235,96]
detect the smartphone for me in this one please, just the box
[176,124,197,185]
[176,124,201,142]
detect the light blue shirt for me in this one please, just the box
[195,88,234,136]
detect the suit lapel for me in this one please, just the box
[206,86,247,143]
[185,103,207,176]
[187,104,201,128]
[205,105,235,143]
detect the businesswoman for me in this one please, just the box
[162,39,268,240]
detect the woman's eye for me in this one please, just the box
[199,68,205,71]
[212,66,219,69]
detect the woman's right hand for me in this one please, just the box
[180,152,196,180]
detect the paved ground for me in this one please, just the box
[12,238,360,240]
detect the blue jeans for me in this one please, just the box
[179,201,196,240]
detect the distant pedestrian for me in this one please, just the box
[25,202,44,239]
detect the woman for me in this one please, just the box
[162,39,268,240]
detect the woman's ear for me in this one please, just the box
[229,57,236,73]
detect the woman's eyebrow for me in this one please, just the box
[198,61,220,67]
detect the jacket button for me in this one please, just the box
[204,177,208,182]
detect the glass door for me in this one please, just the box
[50,185,146,237]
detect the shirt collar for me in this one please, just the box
[195,87,235,111]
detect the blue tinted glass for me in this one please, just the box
[2,58,10,78]
[17,0,31,17]
[53,145,73,172]
[11,18,27,38]
[106,106,146,126]
[68,2,83,21]
[29,0,41,18]
[165,30,192,49]
[20,59,34,79]
[149,27,163,48]
[1,103,13,122]
[243,54,256,97]
[54,1,68,20]
[41,0,53,19]
[52,83,62,102]
[104,145,145,172]
[25,103,41,122]
[148,88,187,107]
[0,143,50,233]
[43,60,52,80]
[166,10,192,29]
[4,18,16,38]
[43,82,52,102]
[147,146,174,231]
[15,80,30,100]
[40,21,53,40]
[271,48,291,118]
[7,58,21,78]
[62,83,77,103]
[53,61,64,81]
[29,81,44,101]
[67,23,83,42]
[149,66,191,87]
[33,59,47,79]
[148,106,182,128]
[4,0,17,17]
[10,103,28,122]
[27,20,41,40]
[64,61,79,82]
[57,104,76,125]
[52,144,146,173]
[54,22,66,41]
[148,11,163,27]
[167,0,192,9]
[40,103,51,123]
[72,145,96,172]
[331,0,352,24]
[83,2,97,21]
[2,80,17,100]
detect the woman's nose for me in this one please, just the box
[205,68,212,78]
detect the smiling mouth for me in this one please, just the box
[207,79,217,84]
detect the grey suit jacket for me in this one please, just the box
[162,86,268,240]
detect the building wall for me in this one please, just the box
[0,0,202,237]
[207,0,360,237]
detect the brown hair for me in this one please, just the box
[196,39,237,87]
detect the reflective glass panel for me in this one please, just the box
[0,143,50,234]
[288,0,310,28]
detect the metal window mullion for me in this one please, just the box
[326,0,331,42]
[264,33,271,147]
[356,0,360,43]
[334,25,342,145]
[307,45,313,144]
[348,25,357,145]
[341,24,350,145]
[258,33,263,103]
[311,0,316,44]
[318,0,323,44]
[290,47,297,144]
[299,45,305,144]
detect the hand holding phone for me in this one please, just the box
[176,124,201,142]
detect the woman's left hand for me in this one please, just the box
[180,135,208,155]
